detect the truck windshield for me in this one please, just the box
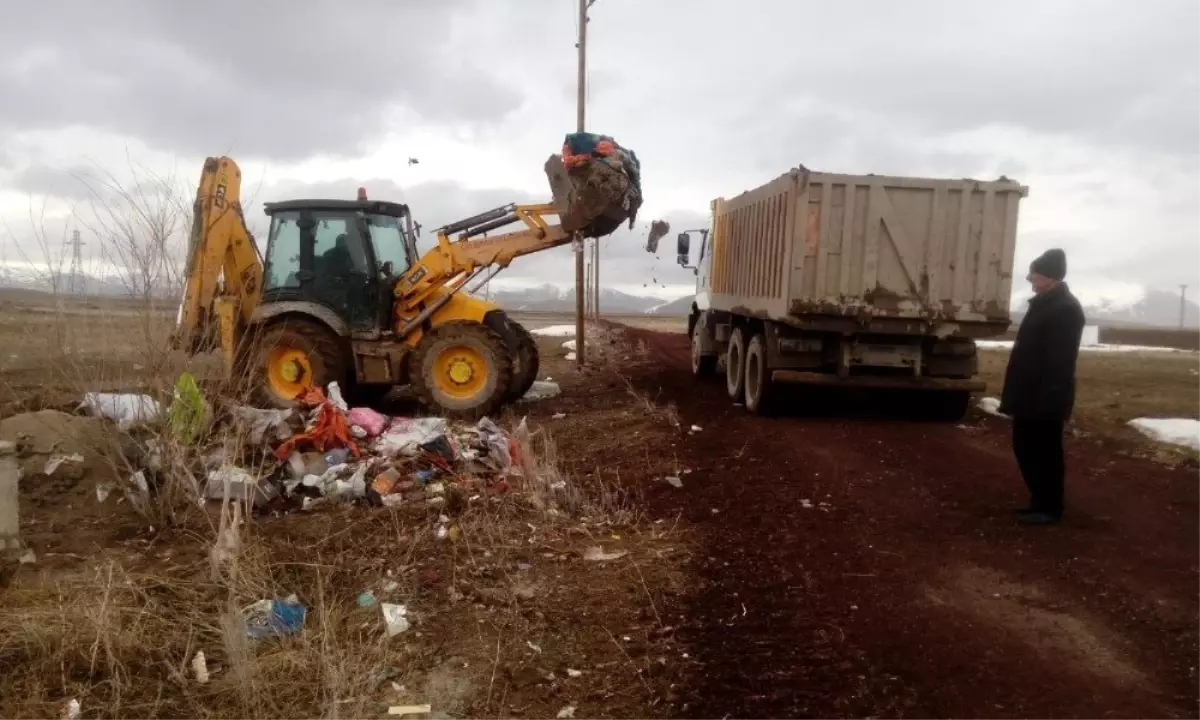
[366,213,411,275]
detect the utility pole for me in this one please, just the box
[1180,284,1189,330]
[573,0,589,368]
[593,239,601,319]
[67,229,85,296]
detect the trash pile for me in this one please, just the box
[195,382,533,513]
[546,131,643,238]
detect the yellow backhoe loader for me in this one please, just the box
[173,155,621,418]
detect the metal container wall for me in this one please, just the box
[708,167,1028,325]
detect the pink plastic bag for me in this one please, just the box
[346,407,388,437]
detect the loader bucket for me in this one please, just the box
[545,152,642,239]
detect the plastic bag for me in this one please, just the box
[347,407,388,437]
[80,393,162,429]
[376,417,448,457]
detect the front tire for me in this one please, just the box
[248,318,347,409]
[691,325,717,378]
[410,321,514,419]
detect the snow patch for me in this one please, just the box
[976,340,1194,354]
[1128,418,1200,452]
[977,397,1007,418]
[531,325,576,338]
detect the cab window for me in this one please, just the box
[366,213,411,276]
[264,211,302,290]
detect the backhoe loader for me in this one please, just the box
[173,153,630,418]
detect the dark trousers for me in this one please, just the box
[1011,414,1066,517]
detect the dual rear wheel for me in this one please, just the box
[724,326,772,415]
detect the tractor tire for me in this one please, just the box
[726,327,747,404]
[507,322,541,402]
[929,390,971,423]
[247,318,348,409]
[410,321,514,419]
[744,332,774,415]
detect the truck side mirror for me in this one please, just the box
[676,232,690,267]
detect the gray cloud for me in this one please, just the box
[0,0,523,161]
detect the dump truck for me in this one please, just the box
[676,165,1028,419]
[174,140,640,418]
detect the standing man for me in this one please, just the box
[999,248,1086,526]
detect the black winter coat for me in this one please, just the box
[999,283,1086,420]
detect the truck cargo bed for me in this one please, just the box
[706,167,1028,330]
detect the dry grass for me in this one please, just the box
[977,347,1200,461]
[0,297,691,719]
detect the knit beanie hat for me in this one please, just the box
[1030,248,1067,281]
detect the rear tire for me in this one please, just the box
[410,321,514,419]
[507,322,541,402]
[248,318,347,409]
[726,327,746,403]
[744,332,773,415]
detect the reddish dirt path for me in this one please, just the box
[617,325,1198,719]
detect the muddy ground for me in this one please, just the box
[1,300,1197,718]
[602,325,1198,719]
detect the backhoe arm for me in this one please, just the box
[174,156,264,356]
[395,202,570,312]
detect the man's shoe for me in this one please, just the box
[1017,511,1061,526]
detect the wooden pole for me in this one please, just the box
[573,0,587,367]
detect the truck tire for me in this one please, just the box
[744,332,773,415]
[726,327,747,403]
[507,322,540,402]
[410,321,514,419]
[248,318,348,409]
[690,325,717,378]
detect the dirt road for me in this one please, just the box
[617,325,1198,718]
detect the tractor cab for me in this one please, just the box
[261,189,416,334]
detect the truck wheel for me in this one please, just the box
[744,332,773,415]
[249,318,347,409]
[691,326,717,378]
[726,327,746,403]
[410,321,514,419]
[507,322,541,402]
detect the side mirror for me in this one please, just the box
[676,232,690,267]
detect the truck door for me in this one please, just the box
[695,229,712,309]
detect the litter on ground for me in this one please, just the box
[583,546,627,562]
[80,392,162,429]
[521,380,562,402]
[977,397,1006,417]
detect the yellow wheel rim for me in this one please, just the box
[433,344,489,400]
[267,347,313,401]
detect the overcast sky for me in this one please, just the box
[1,0,1196,304]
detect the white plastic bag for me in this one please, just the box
[80,393,162,429]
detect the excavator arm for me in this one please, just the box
[173,157,264,370]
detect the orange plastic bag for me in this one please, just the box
[273,387,360,461]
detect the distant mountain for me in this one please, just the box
[1012,287,1199,329]
[0,265,139,297]
[644,295,694,316]
[479,283,686,315]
